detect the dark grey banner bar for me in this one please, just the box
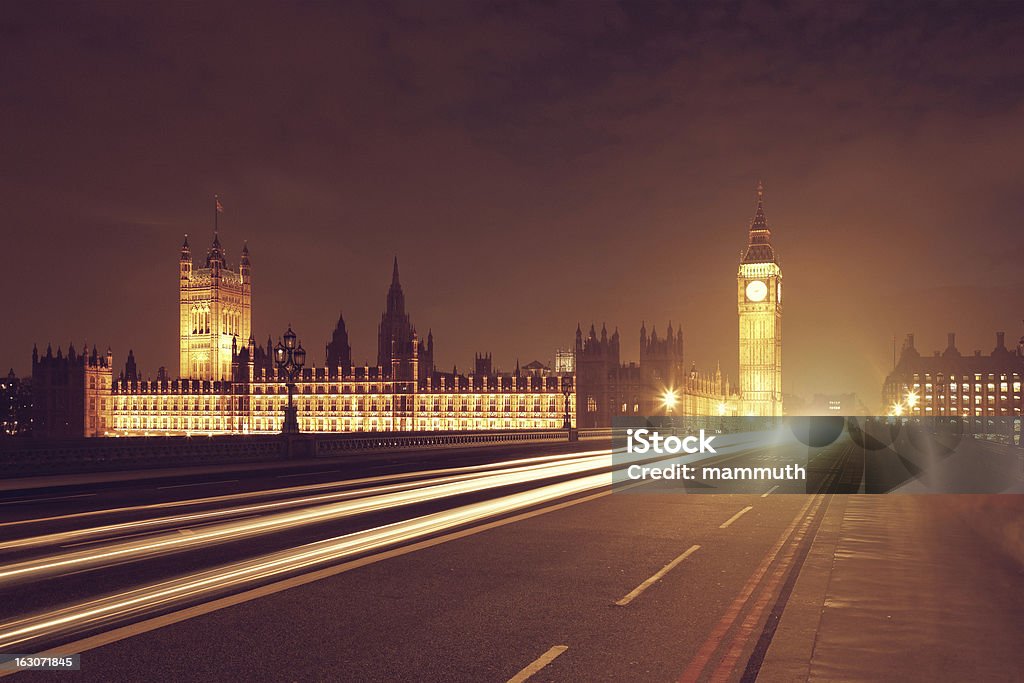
[611,416,1023,494]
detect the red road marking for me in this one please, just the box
[677,495,816,683]
[708,495,828,681]
[679,454,844,682]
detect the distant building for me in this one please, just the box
[474,352,493,377]
[325,311,353,372]
[574,184,785,425]
[377,258,433,381]
[1,369,33,436]
[574,321,734,427]
[573,323,641,427]
[554,349,575,374]
[179,232,251,381]
[31,344,112,437]
[521,360,552,377]
[32,186,784,436]
[33,230,569,436]
[737,183,783,417]
[883,332,1023,427]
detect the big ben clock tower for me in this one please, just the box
[737,182,783,416]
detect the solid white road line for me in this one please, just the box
[615,544,701,606]
[507,645,569,683]
[156,480,239,490]
[761,485,780,498]
[719,506,753,529]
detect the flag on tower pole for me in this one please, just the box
[214,194,223,236]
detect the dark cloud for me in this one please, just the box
[3,0,1023,411]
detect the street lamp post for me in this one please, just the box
[562,377,573,430]
[274,326,306,434]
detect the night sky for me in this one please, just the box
[3,1,1023,412]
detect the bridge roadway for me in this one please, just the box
[0,430,1021,681]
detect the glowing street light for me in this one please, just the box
[906,391,919,410]
[890,402,904,417]
[661,389,678,414]
[274,325,306,435]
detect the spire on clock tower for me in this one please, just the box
[742,181,776,264]
[752,181,767,229]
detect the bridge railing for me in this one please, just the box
[0,435,284,473]
[315,429,563,455]
[0,427,614,474]
[314,427,613,455]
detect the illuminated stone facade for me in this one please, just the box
[37,184,786,436]
[179,232,252,381]
[109,366,569,436]
[80,232,570,436]
[737,184,783,416]
[883,332,1024,423]
[574,184,786,424]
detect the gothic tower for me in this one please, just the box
[574,322,623,428]
[737,183,783,416]
[417,329,434,381]
[378,257,416,379]
[326,311,352,374]
[179,212,252,380]
[639,320,685,409]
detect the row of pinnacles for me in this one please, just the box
[895,331,1024,364]
[573,320,733,428]
[882,330,1024,422]
[179,230,252,382]
[31,342,113,437]
[577,321,679,428]
[225,329,540,393]
[31,220,569,438]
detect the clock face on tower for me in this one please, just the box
[745,279,768,302]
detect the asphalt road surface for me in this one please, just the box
[1,429,1021,681]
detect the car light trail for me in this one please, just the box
[0,449,609,532]
[0,452,615,585]
[0,469,620,652]
[0,450,612,553]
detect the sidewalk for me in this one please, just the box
[760,495,1024,681]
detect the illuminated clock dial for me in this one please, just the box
[745,279,768,302]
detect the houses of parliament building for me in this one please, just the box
[31,186,784,437]
[573,184,784,426]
